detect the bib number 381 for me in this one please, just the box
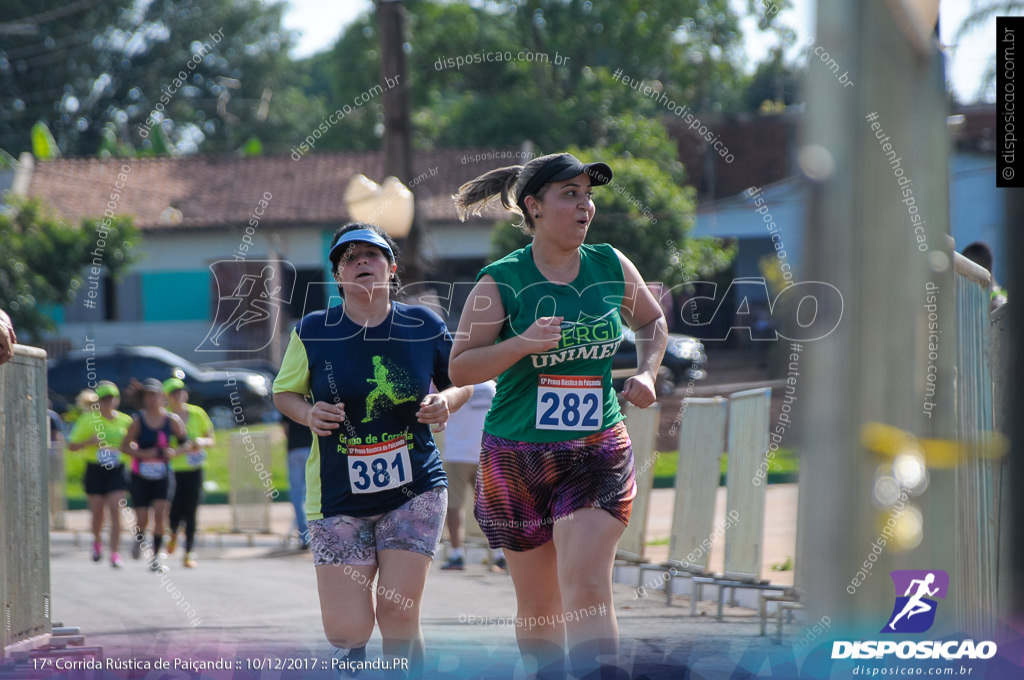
[536,375,603,431]
[348,436,412,494]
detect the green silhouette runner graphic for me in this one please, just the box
[362,356,417,422]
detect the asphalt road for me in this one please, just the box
[45,531,790,679]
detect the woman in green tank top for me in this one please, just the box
[450,153,668,679]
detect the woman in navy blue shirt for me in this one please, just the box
[274,223,472,674]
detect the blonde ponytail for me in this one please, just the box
[453,165,523,223]
[452,153,568,234]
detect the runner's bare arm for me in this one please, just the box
[192,421,215,451]
[274,391,346,437]
[0,309,15,365]
[416,384,474,427]
[67,430,99,450]
[441,384,474,414]
[165,413,188,456]
[615,249,667,409]
[450,275,562,385]
[120,417,146,458]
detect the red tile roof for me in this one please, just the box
[24,147,518,231]
[665,111,799,202]
[24,104,995,233]
[951,104,996,154]
[664,105,995,201]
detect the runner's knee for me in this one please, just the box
[325,633,371,650]
[375,595,417,629]
[323,617,373,649]
[515,585,562,617]
[558,567,608,605]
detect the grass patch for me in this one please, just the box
[652,450,680,481]
[649,448,799,488]
[63,423,289,506]
[63,427,801,508]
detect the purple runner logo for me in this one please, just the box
[833,568,995,660]
[882,570,949,634]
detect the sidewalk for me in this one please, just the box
[44,537,787,679]
[41,485,799,678]
[53,484,799,588]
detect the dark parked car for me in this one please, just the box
[199,358,278,385]
[47,345,278,428]
[612,328,706,394]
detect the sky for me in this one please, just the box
[281,0,996,105]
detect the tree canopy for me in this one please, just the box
[298,0,794,153]
[0,0,322,156]
[0,197,140,340]
[0,0,805,319]
[1,0,800,156]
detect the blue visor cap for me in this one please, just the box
[329,228,394,262]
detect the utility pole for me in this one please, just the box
[376,0,425,283]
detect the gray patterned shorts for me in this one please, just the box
[309,487,447,566]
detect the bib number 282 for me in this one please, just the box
[536,375,602,431]
[348,436,412,494]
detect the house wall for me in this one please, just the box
[52,221,493,362]
[694,153,1000,288]
[694,180,808,285]
[948,154,1003,281]
[50,151,998,364]
[56,225,334,362]
[426,223,494,260]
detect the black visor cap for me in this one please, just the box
[516,154,612,210]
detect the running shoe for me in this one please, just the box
[110,552,123,568]
[334,645,366,678]
[150,558,166,573]
[490,556,508,574]
[440,555,465,571]
[183,552,197,569]
[91,541,102,562]
[167,533,178,555]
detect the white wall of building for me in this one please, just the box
[137,225,329,271]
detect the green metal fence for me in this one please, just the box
[723,388,772,582]
[796,0,961,632]
[616,402,661,562]
[229,430,274,535]
[668,397,728,574]
[0,345,52,657]
[952,254,1008,639]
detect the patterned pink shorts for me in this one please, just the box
[308,487,447,566]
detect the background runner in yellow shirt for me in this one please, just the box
[67,380,133,568]
[164,377,215,569]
